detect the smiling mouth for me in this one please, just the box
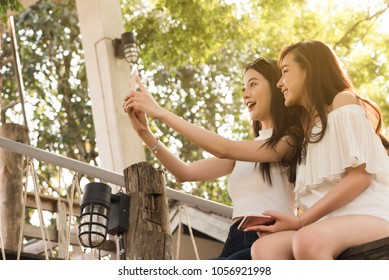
[246,102,256,110]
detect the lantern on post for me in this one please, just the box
[78,182,130,259]
[112,31,138,64]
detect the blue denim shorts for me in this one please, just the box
[212,219,259,260]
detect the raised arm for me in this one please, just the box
[123,76,293,163]
[126,109,234,182]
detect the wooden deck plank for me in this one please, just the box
[337,236,389,260]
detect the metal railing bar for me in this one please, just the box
[0,136,233,218]
[0,136,124,186]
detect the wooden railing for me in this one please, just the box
[0,135,232,260]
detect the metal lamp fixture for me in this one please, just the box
[113,31,138,64]
[78,182,130,259]
[78,182,111,248]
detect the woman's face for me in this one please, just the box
[243,69,272,128]
[277,52,306,107]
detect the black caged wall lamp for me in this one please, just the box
[78,182,130,259]
[112,31,138,64]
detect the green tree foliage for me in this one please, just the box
[0,0,23,22]
[1,0,389,206]
[123,0,389,204]
[1,0,97,196]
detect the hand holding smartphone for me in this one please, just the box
[237,215,275,231]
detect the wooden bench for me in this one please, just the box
[336,236,389,260]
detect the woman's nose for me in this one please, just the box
[276,78,283,89]
[242,89,250,99]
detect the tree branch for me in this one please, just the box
[334,4,389,49]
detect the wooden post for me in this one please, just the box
[123,161,173,260]
[0,124,28,251]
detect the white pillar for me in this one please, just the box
[75,0,145,174]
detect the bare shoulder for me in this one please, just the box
[331,91,359,110]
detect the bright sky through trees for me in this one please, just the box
[224,0,389,33]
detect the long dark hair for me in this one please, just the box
[278,40,389,152]
[244,57,304,184]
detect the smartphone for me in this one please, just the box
[237,215,276,231]
[129,69,138,92]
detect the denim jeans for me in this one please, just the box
[211,219,259,260]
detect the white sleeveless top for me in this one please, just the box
[228,128,294,219]
[295,105,389,221]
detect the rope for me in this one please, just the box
[64,172,80,260]
[74,180,86,260]
[0,214,5,260]
[16,174,28,260]
[28,160,50,260]
[56,168,64,258]
[8,16,30,137]
[16,156,30,260]
[182,204,200,260]
[175,203,183,260]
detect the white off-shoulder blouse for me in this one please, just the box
[294,104,389,222]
